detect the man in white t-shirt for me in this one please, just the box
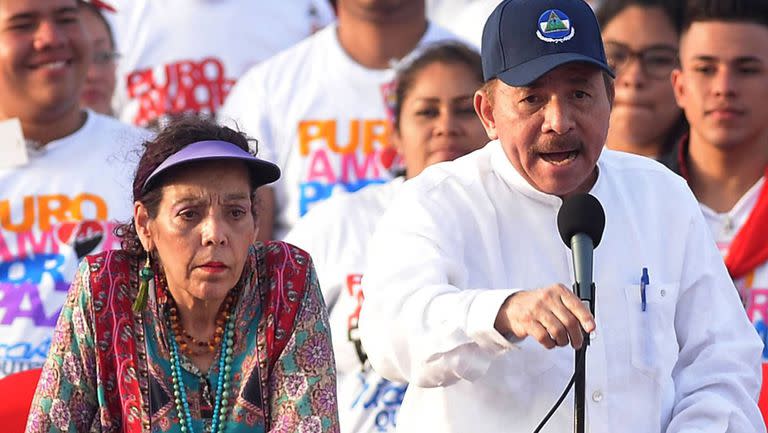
[666,0,768,412]
[0,0,148,378]
[219,0,459,239]
[106,0,335,128]
[359,0,763,431]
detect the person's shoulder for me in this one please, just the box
[80,249,135,280]
[237,25,331,83]
[601,149,685,185]
[405,144,493,196]
[421,21,467,46]
[87,111,152,141]
[600,149,698,210]
[255,241,313,268]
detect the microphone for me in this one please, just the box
[556,193,606,308]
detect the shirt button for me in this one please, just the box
[592,391,603,402]
[590,331,597,340]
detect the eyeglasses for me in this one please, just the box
[93,50,120,66]
[604,41,678,80]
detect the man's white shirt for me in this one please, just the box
[359,141,764,432]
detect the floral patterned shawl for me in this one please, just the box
[26,241,339,433]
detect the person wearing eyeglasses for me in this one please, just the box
[79,1,118,116]
[597,0,687,160]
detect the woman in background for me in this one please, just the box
[79,1,118,116]
[598,0,687,160]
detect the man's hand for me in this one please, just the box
[494,284,595,349]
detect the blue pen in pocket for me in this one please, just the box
[640,267,649,312]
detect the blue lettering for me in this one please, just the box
[299,179,387,216]
[0,337,51,361]
[0,253,66,285]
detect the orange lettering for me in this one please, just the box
[0,196,34,233]
[299,120,333,156]
[327,120,359,155]
[38,194,70,232]
[362,120,391,154]
[70,194,108,221]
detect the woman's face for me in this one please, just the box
[394,61,488,178]
[136,160,256,304]
[80,7,116,115]
[602,6,681,153]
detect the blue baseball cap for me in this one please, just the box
[481,0,614,86]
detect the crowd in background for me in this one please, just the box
[1,0,768,432]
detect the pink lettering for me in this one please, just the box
[16,230,57,260]
[0,232,12,261]
[340,152,380,184]
[305,149,337,184]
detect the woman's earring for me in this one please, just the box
[133,252,154,312]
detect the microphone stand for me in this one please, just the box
[573,282,595,433]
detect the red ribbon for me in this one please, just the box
[677,135,768,280]
[86,0,117,13]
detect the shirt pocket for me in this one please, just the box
[623,282,679,382]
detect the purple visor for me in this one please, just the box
[141,140,280,193]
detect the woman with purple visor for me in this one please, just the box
[25,118,339,433]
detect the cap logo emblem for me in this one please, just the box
[536,9,575,43]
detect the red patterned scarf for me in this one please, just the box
[88,242,309,432]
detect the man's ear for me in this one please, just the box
[671,68,686,110]
[474,88,498,140]
[606,77,615,108]
[134,201,153,252]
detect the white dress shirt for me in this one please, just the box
[359,140,765,432]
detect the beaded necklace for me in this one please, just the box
[168,290,237,357]
[166,295,237,433]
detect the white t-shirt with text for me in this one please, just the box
[107,0,335,127]
[0,111,149,378]
[285,178,407,433]
[219,23,458,239]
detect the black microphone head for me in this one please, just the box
[557,193,606,248]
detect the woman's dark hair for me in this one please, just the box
[114,117,260,256]
[596,0,687,158]
[392,41,483,130]
[681,0,768,33]
[596,0,683,34]
[78,1,116,49]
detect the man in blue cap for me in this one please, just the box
[358,0,764,431]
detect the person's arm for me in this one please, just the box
[283,199,343,311]
[667,210,764,432]
[358,186,525,387]
[268,264,339,433]
[26,261,99,433]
